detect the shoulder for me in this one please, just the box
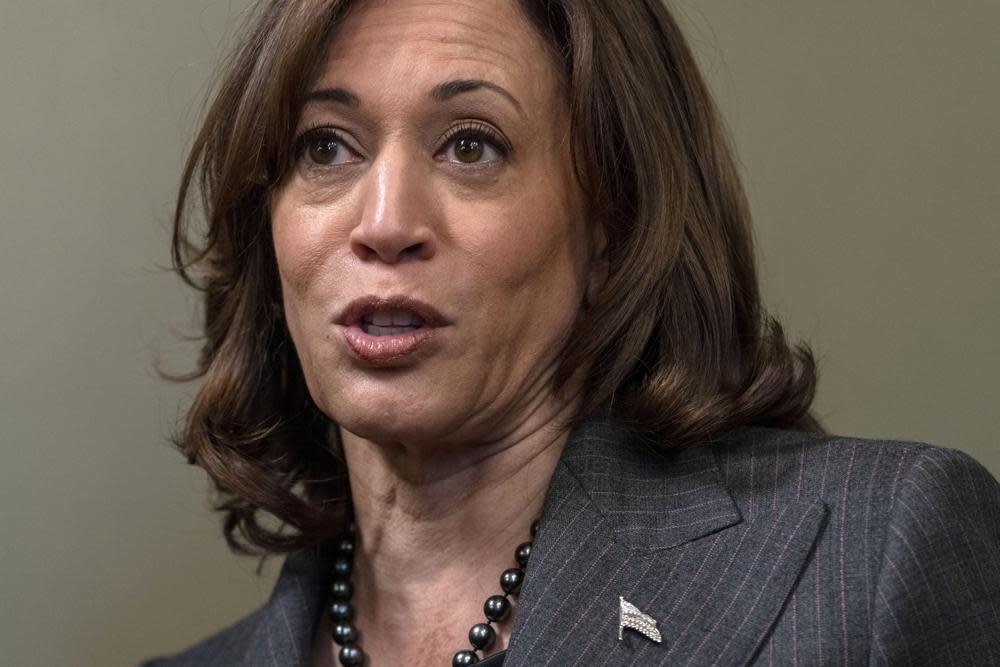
[710,427,1000,583]
[711,427,1000,661]
[137,545,332,667]
[710,426,998,521]
[137,609,263,666]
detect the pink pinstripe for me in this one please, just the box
[875,589,914,665]
[672,521,759,662]
[509,503,602,646]
[575,468,715,484]
[709,502,815,666]
[814,441,832,665]
[838,443,857,666]
[589,482,718,500]
[861,443,886,635]
[903,477,1000,658]
[540,552,635,665]
[616,513,737,533]
[519,540,615,660]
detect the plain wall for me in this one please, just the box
[1,2,996,665]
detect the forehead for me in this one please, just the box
[316,0,558,111]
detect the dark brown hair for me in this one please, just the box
[170,0,822,557]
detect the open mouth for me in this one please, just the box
[340,295,447,332]
[338,296,448,366]
[359,309,426,337]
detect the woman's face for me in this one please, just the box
[271,0,596,449]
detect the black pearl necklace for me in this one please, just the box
[326,518,539,666]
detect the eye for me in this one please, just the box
[438,121,511,166]
[294,127,360,168]
[453,137,489,163]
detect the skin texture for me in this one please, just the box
[269,1,601,663]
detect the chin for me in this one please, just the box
[325,384,467,448]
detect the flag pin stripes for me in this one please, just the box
[618,596,662,643]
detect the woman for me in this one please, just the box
[144,0,1000,665]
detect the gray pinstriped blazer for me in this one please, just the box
[142,417,1000,666]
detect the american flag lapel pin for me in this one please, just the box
[618,595,662,643]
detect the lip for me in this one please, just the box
[335,295,450,367]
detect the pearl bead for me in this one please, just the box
[333,557,352,577]
[330,579,352,599]
[484,594,510,622]
[337,537,355,554]
[483,595,510,623]
[331,622,356,645]
[452,649,479,665]
[515,541,532,568]
[469,622,496,650]
[500,568,524,595]
[531,519,540,537]
[328,600,353,621]
[338,643,363,666]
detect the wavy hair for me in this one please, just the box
[169,0,822,557]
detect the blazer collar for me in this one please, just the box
[502,416,826,667]
[547,416,743,551]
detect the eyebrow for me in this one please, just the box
[429,79,524,115]
[302,78,524,116]
[303,87,360,107]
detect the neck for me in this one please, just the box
[336,395,578,664]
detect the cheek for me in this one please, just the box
[272,198,322,296]
[269,191,354,382]
[462,184,588,337]
[270,189,352,304]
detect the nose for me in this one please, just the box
[349,146,436,264]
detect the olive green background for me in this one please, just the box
[1,2,996,666]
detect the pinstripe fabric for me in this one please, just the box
[141,417,1000,666]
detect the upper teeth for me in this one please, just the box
[367,309,424,327]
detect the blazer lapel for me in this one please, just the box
[503,418,827,667]
[240,543,336,667]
